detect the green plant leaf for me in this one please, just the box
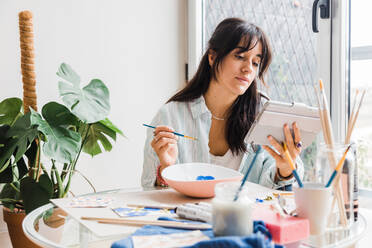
[100,118,124,137]
[0,182,20,199]
[20,176,50,214]
[16,157,28,179]
[82,120,121,156]
[57,63,110,123]
[0,182,21,210]
[0,159,12,183]
[0,98,22,126]
[0,125,11,169]
[38,174,53,198]
[24,139,38,169]
[30,108,81,163]
[0,113,38,171]
[56,62,80,85]
[0,157,27,183]
[42,102,79,127]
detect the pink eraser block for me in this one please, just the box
[252,205,310,245]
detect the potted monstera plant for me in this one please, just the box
[0,63,123,247]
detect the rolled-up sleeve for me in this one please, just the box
[141,129,159,188]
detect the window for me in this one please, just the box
[204,0,318,106]
[188,0,371,195]
[350,0,372,193]
[194,0,332,181]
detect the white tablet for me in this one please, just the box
[245,100,322,148]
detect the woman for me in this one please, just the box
[142,18,303,189]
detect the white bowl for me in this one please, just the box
[161,163,243,198]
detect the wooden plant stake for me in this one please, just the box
[19,10,37,113]
[19,10,40,179]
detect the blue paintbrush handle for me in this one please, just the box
[234,146,262,201]
[292,169,303,188]
[143,124,185,138]
[172,132,185,137]
[325,170,337,188]
[143,124,156,129]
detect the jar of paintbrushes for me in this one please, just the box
[316,142,356,230]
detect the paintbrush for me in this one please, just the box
[143,124,197,141]
[233,146,262,201]
[325,145,352,187]
[81,216,211,230]
[283,143,303,188]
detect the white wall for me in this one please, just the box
[0,0,187,197]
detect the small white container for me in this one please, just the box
[212,182,254,236]
[293,183,332,235]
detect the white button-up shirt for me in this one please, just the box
[141,96,304,189]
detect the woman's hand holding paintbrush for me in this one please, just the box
[145,124,179,186]
[148,125,179,169]
[144,124,198,170]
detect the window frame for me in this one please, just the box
[330,0,350,143]
[187,0,204,80]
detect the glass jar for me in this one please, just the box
[315,143,356,229]
[212,181,254,236]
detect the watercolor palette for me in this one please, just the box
[69,196,113,208]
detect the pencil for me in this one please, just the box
[143,124,198,141]
[283,143,303,188]
[325,145,352,188]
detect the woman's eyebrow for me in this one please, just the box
[236,46,247,52]
[235,47,262,58]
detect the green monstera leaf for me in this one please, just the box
[0,125,10,161]
[41,101,79,127]
[0,98,22,126]
[82,118,123,156]
[38,174,53,198]
[0,113,38,172]
[0,159,12,183]
[24,139,38,170]
[30,104,81,163]
[0,182,21,211]
[100,118,124,136]
[0,157,28,184]
[57,63,110,123]
[20,176,51,214]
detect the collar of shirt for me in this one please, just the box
[190,95,211,120]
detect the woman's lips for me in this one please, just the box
[236,77,250,85]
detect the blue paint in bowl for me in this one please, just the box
[196,175,215,181]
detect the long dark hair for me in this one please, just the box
[168,18,272,154]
